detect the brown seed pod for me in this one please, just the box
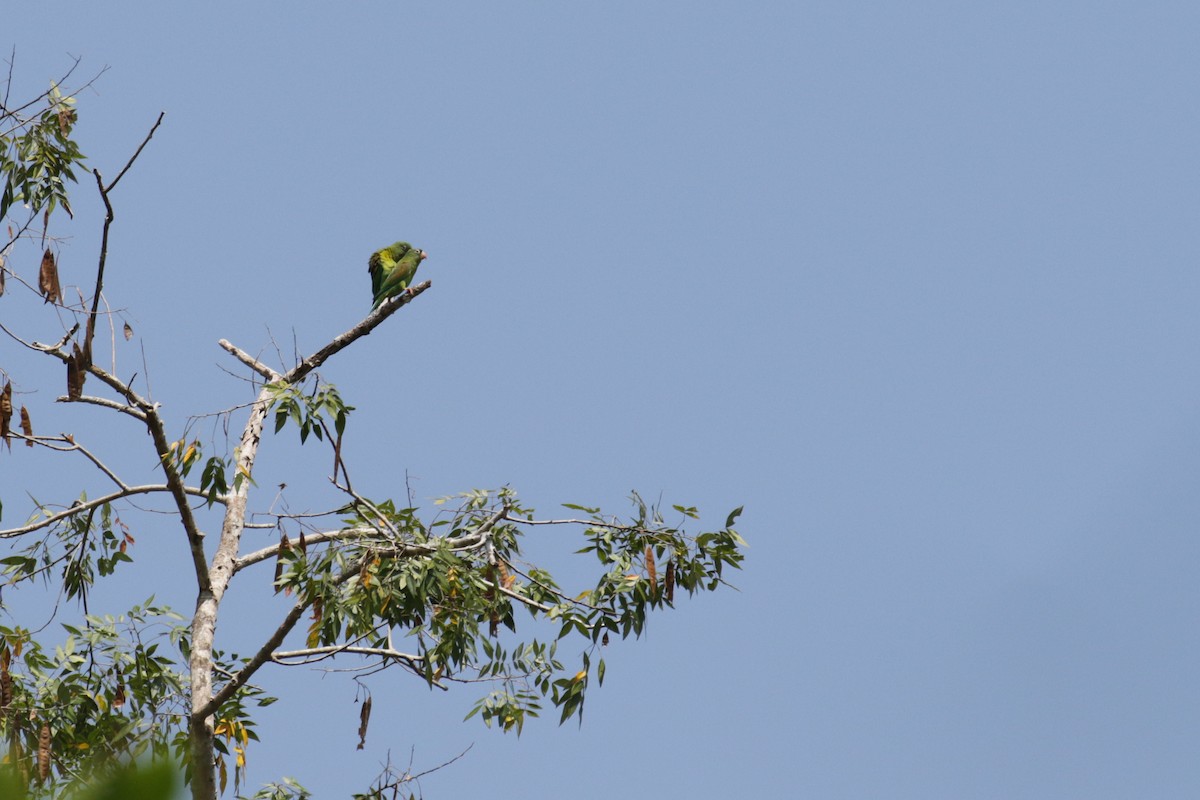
[38,249,61,305]
[37,723,50,782]
[19,406,32,446]
[0,382,11,449]
[356,695,372,751]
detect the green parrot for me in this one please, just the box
[368,241,428,309]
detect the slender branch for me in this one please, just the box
[29,433,130,489]
[0,484,218,538]
[286,280,431,383]
[233,527,377,573]
[216,340,281,382]
[509,515,629,529]
[58,393,147,422]
[272,645,424,670]
[104,111,164,193]
[83,113,163,372]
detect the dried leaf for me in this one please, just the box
[489,612,500,638]
[123,322,133,341]
[665,560,676,604]
[645,545,657,588]
[38,249,61,305]
[359,556,371,589]
[274,532,291,593]
[356,695,373,750]
[37,723,50,782]
[297,529,307,555]
[0,382,11,450]
[499,560,515,590]
[0,252,6,297]
[66,343,86,399]
[0,661,11,711]
[306,597,323,648]
[19,406,32,447]
[56,107,75,136]
[113,680,126,710]
[601,631,610,647]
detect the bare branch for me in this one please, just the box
[0,483,217,538]
[58,393,147,422]
[272,644,424,672]
[104,111,163,193]
[28,433,130,489]
[285,280,431,383]
[216,340,281,382]
[233,527,376,573]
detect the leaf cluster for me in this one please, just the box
[0,602,186,794]
[1,82,84,225]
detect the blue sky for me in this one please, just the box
[4,2,1200,797]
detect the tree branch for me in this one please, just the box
[216,340,281,382]
[272,644,424,671]
[0,483,218,538]
[58,393,147,422]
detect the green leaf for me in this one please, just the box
[725,506,744,528]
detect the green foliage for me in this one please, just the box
[0,602,187,794]
[266,379,352,445]
[241,777,310,800]
[1,500,135,602]
[0,81,85,225]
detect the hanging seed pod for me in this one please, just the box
[38,249,61,305]
[0,661,11,711]
[0,382,11,449]
[19,406,32,447]
[665,560,676,604]
[356,695,373,750]
[644,545,657,588]
[66,343,87,399]
[37,723,50,782]
[498,560,515,590]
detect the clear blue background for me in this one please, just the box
[4,2,1200,797]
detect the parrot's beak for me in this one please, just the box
[419,250,428,260]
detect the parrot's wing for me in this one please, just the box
[368,251,388,300]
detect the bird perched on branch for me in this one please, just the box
[368,241,428,309]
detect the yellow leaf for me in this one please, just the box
[573,670,587,683]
